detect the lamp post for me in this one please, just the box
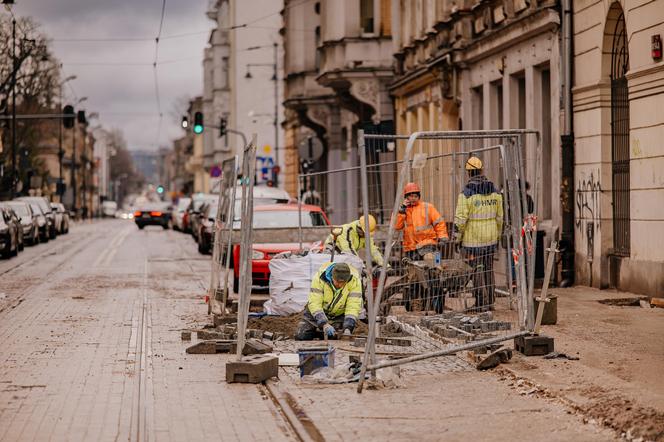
[245,42,279,185]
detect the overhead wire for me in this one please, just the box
[153,0,167,149]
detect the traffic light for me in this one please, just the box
[77,110,86,125]
[193,112,204,134]
[181,116,189,129]
[219,117,227,137]
[63,105,75,128]
[156,185,164,194]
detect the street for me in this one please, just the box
[4,219,659,441]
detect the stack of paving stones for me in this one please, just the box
[187,325,288,342]
[418,311,512,341]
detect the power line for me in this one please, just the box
[153,0,167,149]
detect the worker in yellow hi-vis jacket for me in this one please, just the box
[295,262,363,340]
[454,156,503,312]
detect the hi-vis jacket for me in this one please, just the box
[454,175,504,248]
[395,201,449,252]
[324,220,384,266]
[307,262,363,320]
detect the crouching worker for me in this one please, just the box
[295,262,362,341]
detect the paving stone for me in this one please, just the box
[181,331,191,341]
[242,338,273,355]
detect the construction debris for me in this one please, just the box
[186,340,236,354]
[543,351,579,360]
[226,355,279,383]
[181,331,192,341]
[476,348,513,370]
[242,338,273,355]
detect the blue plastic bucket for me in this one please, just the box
[297,346,335,377]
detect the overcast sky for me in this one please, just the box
[13,0,213,151]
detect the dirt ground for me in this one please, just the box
[502,286,664,441]
[247,312,369,338]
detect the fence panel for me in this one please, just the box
[354,130,540,393]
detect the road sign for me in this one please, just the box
[298,136,323,162]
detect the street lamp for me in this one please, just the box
[245,42,280,185]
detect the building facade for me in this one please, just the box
[204,0,285,190]
[282,0,395,224]
[572,0,664,295]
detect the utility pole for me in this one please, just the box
[10,18,16,198]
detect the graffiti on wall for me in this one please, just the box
[576,170,602,260]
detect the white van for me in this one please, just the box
[101,201,117,218]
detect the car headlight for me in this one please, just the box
[251,250,265,260]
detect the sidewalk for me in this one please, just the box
[503,286,664,441]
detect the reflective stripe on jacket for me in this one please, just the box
[395,201,448,252]
[454,175,504,248]
[307,261,363,320]
[323,220,384,266]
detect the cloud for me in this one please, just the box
[13,0,213,151]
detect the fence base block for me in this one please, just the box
[514,335,554,356]
[226,355,279,383]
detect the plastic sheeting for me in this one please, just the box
[264,252,365,316]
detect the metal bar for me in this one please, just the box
[362,129,540,140]
[299,143,506,178]
[222,156,239,314]
[0,113,77,120]
[358,130,376,371]
[367,331,529,371]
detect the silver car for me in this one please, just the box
[50,202,70,234]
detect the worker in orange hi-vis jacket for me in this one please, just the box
[395,182,449,260]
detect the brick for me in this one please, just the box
[181,331,191,341]
[196,330,227,340]
[262,331,274,340]
[213,314,237,326]
[389,305,407,316]
[225,355,278,383]
[186,340,236,354]
[352,337,367,347]
[375,337,411,347]
[242,338,273,355]
[514,335,554,356]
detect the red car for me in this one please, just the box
[232,203,330,293]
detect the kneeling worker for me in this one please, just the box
[295,262,362,340]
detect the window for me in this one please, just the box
[361,0,374,34]
[221,56,229,89]
[471,86,484,130]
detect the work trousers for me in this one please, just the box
[462,245,497,311]
[295,309,346,341]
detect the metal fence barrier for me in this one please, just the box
[348,130,541,393]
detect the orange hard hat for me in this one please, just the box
[403,182,421,196]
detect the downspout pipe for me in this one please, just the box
[560,0,575,287]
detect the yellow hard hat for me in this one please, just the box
[465,156,483,170]
[358,214,377,233]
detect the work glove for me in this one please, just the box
[323,323,336,338]
[314,312,329,328]
[342,317,356,333]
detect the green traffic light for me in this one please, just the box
[193,124,203,134]
[157,185,164,194]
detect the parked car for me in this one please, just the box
[231,203,330,293]
[197,201,218,255]
[134,203,171,229]
[183,193,214,234]
[0,205,21,258]
[189,194,218,242]
[51,203,70,234]
[7,201,40,246]
[16,197,57,239]
[102,200,118,218]
[171,197,191,231]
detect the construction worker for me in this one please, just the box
[295,262,362,340]
[324,214,384,267]
[454,156,503,311]
[395,182,449,260]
